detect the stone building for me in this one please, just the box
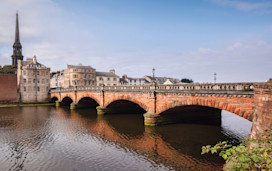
[96,69,120,86]
[63,64,96,88]
[50,70,64,89]
[17,56,50,102]
[120,74,151,85]
[144,76,181,84]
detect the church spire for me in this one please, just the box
[15,12,20,42]
[11,12,23,67]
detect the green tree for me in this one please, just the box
[0,65,17,74]
[181,78,193,83]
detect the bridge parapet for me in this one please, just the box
[51,82,258,97]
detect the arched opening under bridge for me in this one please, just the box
[77,97,99,109]
[106,100,147,114]
[62,97,73,106]
[50,97,58,103]
[159,105,222,126]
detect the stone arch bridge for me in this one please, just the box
[51,82,272,138]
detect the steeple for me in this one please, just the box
[11,12,23,67]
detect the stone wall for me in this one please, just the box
[250,82,272,138]
[0,73,18,102]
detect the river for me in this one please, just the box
[0,106,251,171]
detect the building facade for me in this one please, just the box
[120,74,151,85]
[96,69,120,86]
[50,70,64,89]
[63,64,96,88]
[17,56,50,102]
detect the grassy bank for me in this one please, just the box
[0,103,55,108]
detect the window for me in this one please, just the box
[33,86,36,91]
[37,79,40,83]
[73,74,78,78]
[46,79,48,83]
[46,87,48,91]
[23,71,26,75]
[37,87,40,92]
[107,77,110,81]
[99,77,103,81]
[89,75,91,78]
[37,71,39,75]
[46,71,48,75]
[33,79,35,83]
[89,81,91,85]
[23,79,26,83]
[113,78,116,81]
[24,86,26,92]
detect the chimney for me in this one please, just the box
[33,56,37,64]
[110,69,115,74]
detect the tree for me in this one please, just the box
[0,65,17,74]
[181,78,193,83]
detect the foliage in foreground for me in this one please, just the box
[201,129,272,170]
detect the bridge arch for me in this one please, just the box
[157,96,253,121]
[104,95,149,113]
[77,93,101,106]
[50,96,59,103]
[60,93,75,102]
[77,97,100,108]
[61,96,74,106]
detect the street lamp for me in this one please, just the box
[214,73,217,83]
[152,68,155,82]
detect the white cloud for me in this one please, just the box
[227,42,242,50]
[209,0,272,12]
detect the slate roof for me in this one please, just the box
[67,65,94,69]
[96,71,119,77]
[22,60,46,67]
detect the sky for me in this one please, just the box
[0,0,271,83]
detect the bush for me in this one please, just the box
[201,129,272,170]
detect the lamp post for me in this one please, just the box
[152,68,155,83]
[214,73,217,83]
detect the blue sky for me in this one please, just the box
[0,0,271,83]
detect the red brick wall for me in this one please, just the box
[0,73,18,102]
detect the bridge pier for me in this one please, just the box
[70,102,77,110]
[143,113,166,126]
[55,100,61,107]
[96,106,106,115]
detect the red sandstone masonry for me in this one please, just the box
[0,73,18,102]
[51,91,254,121]
[250,82,272,138]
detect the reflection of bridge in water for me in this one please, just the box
[51,82,272,139]
[54,107,227,170]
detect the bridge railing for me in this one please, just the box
[51,82,258,96]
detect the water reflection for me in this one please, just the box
[0,106,251,171]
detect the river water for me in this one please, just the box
[0,106,251,171]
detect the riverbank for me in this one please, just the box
[0,103,55,108]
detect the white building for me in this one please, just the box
[121,74,151,85]
[50,70,64,89]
